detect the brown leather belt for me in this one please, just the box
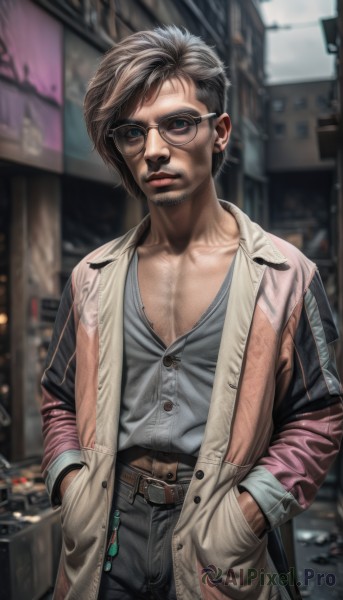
[116,462,191,505]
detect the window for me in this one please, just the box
[273,122,286,138]
[295,121,309,138]
[272,98,286,113]
[293,96,308,110]
[316,95,329,112]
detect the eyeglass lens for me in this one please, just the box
[113,114,197,155]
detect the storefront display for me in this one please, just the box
[0,458,61,600]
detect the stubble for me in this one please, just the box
[148,193,188,207]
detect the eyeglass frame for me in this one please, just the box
[107,112,217,156]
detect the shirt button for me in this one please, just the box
[195,470,204,480]
[167,472,174,480]
[101,481,107,488]
[194,496,201,504]
[163,355,173,367]
[177,543,183,550]
[163,401,174,412]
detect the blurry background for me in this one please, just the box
[0,0,341,472]
[0,1,342,596]
[3,0,341,458]
[0,0,341,467]
[262,0,336,82]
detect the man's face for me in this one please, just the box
[122,78,222,207]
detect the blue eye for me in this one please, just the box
[173,119,188,129]
[125,127,144,139]
[167,117,192,131]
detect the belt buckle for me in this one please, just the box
[142,477,169,504]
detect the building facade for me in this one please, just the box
[267,79,337,314]
[226,0,268,224]
[318,0,343,524]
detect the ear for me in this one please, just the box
[213,113,231,153]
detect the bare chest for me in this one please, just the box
[136,248,236,347]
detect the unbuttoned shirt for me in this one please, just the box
[118,251,235,456]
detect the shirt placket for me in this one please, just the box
[152,341,185,450]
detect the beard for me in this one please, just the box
[147,193,188,207]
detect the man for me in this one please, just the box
[41,26,343,600]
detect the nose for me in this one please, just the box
[143,127,170,163]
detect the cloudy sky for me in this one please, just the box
[259,0,336,82]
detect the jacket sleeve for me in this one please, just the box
[41,275,82,505]
[239,269,343,529]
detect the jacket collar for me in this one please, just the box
[88,200,287,267]
[223,201,287,265]
[88,214,151,266]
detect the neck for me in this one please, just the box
[144,186,238,252]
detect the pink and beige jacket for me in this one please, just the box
[41,202,343,600]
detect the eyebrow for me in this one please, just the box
[114,108,202,127]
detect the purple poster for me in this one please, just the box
[0,0,63,171]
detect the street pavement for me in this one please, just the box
[294,497,343,599]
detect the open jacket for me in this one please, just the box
[41,202,343,600]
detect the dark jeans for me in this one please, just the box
[98,474,188,600]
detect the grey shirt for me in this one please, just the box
[118,251,235,456]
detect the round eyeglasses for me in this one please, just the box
[107,113,217,156]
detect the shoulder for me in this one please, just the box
[265,232,316,288]
[256,231,319,333]
[71,215,149,289]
